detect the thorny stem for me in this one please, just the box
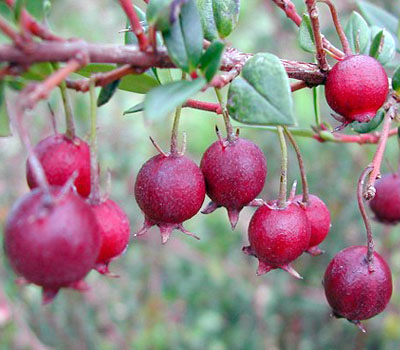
[277,126,288,208]
[118,0,149,52]
[214,88,235,143]
[283,127,310,204]
[357,166,375,271]
[317,0,352,56]
[364,110,394,199]
[305,0,329,71]
[170,106,182,157]
[88,79,101,205]
[58,77,75,139]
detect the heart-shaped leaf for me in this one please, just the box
[227,53,295,126]
[345,11,370,54]
[297,14,315,53]
[144,77,206,121]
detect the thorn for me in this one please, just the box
[256,260,274,276]
[95,262,120,278]
[227,208,240,230]
[42,288,59,305]
[351,320,366,333]
[281,264,303,279]
[179,224,201,241]
[149,136,169,157]
[58,170,78,199]
[288,180,298,201]
[201,201,220,214]
[333,121,350,132]
[306,246,325,256]
[215,125,225,148]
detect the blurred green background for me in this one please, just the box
[1,0,400,349]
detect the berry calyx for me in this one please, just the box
[325,55,388,125]
[26,134,91,197]
[4,187,101,304]
[134,153,206,244]
[243,201,311,279]
[200,137,267,229]
[369,173,400,224]
[294,194,331,256]
[323,246,392,331]
[91,199,131,276]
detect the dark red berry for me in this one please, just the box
[325,55,388,124]
[243,202,311,279]
[134,154,205,244]
[91,199,131,276]
[200,137,267,229]
[324,246,392,330]
[369,173,400,224]
[294,194,331,256]
[26,134,91,197]
[4,187,100,304]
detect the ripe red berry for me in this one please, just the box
[369,173,400,224]
[243,202,311,279]
[91,199,131,275]
[323,246,392,330]
[26,134,91,197]
[134,154,206,244]
[294,194,331,256]
[325,55,388,124]
[4,187,101,304]
[200,137,267,229]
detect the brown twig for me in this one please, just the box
[118,0,149,52]
[183,99,222,114]
[305,0,329,71]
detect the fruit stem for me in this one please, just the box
[357,166,375,271]
[214,87,235,143]
[277,126,288,208]
[88,79,101,205]
[317,0,352,56]
[170,105,182,157]
[313,86,321,125]
[284,126,310,204]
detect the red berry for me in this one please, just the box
[294,194,331,256]
[323,246,392,330]
[134,154,206,244]
[200,137,267,229]
[4,187,101,304]
[243,202,311,279]
[26,134,91,197]
[369,173,400,224]
[91,199,131,275]
[325,55,388,123]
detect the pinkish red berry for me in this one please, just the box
[243,201,311,279]
[294,194,331,256]
[4,187,101,304]
[26,134,91,197]
[200,137,267,229]
[325,55,388,124]
[134,154,205,244]
[369,173,400,224]
[323,246,392,330]
[91,199,131,276]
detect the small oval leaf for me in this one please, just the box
[351,108,384,133]
[297,14,315,53]
[200,40,225,82]
[144,77,206,121]
[227,53,295,126]
[392,65,400,92]
[345,11,370,54]
[97,79,121,107]
[370,27,396,65]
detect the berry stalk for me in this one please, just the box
[214,87,235,143]
[58,75,76,139]
[277,126,288,208]
[170,106,183,156]
[357,166,375,271]
[283,127,310,204]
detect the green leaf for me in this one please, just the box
[163,0,204,72]
[147,0,176,32]
[14,0,25,21]
[125,7,147,45]
[97,79,121,107]
[144,77,206,121]
[197,0,239,40]
[345,11,370,54]
[123,102,145,115]
[351,109,384,133]
[77,64,159,94]
[369,27,396,65]
[227,53,295,126]
[155,68,174,85]
[297,14,315,53]
[0,82,11,137]
[22,62,54,81]
[200,40,225,82]
[392,65,400,92]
